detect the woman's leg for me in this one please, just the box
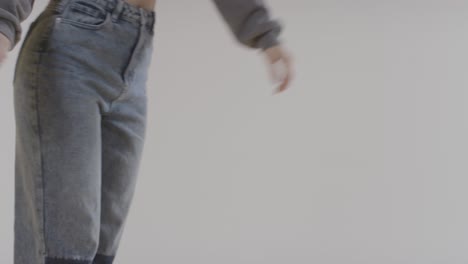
[93,3,155,263]
[13,0,155,263]
[14,14,104,263]
[95,56,150,263]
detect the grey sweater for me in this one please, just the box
[0,0,282,52]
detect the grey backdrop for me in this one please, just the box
[2,0,468,263]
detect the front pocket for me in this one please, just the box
[59,0,111,30]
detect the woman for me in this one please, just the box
[0,0,293,263]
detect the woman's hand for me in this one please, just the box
[263,44,294,94]
[0,33,11,68]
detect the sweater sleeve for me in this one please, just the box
[211,0,283,51]
[0,0,35,51]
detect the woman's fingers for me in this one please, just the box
[263,44,294,94]
[273,50,293,94]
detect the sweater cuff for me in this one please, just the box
[255,20,282,51]
[0,19,16,51]
[257,30,281,51]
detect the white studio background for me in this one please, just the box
[2,0,468,263]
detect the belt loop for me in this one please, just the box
[138,7,146,29]
[111,0,124,22]
[54,0,70,14]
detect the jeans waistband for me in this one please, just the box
[47,0,156,30]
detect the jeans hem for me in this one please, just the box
[45,255,93,264]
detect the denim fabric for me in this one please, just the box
[13,0,155,263]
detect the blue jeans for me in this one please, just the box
[13,0,155,263]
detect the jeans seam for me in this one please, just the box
[34,49,48,259]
